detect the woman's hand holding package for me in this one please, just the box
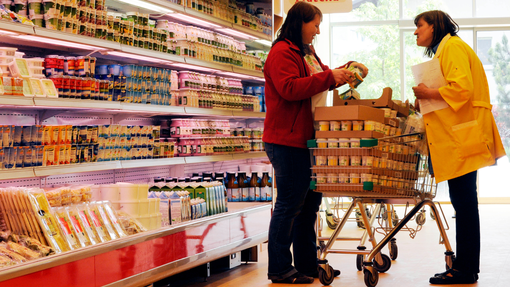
[332,68,355,86]
[349,62,369,78]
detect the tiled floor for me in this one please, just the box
[190,203,510,287]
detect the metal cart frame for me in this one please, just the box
[308,134,454,287]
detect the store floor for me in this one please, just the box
[183,204,510,287]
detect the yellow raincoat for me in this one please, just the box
[424,34,506,183]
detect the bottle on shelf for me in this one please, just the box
[260,171,272,202]
[249,171,259,202]
[225,171,239,202]
[237,171,248,202]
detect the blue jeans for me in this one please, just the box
[265,143,323,279]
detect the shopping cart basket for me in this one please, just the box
[308,133,454,287]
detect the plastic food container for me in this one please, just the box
[0,57,15,65]
[0,47,17,57]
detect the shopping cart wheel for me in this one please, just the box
[373,254,391,273]
[363,266,379,287]
[326,213,339,229]
[389,239,398,260]
[416,211,426,226]
[356,254,364,271]
[318,265,335,286]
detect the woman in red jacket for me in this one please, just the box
[263,2,368,284]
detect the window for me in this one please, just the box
[324,0,510,201]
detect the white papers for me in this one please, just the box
[411,58,450,114]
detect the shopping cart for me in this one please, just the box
[308,133,454,287]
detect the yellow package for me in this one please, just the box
[102,201,127,238]
[53,207,80,250]
[17,189,48,245]
[49,126,59,145]
[57,145,66,165]
[25,189,70,253]
[58,126,66,145]
[65,125,73,144]
[41,126,52,146]
[90,202,118,240]
[64,206,91,247]
[83,203,111,243]
[73,204,99,245]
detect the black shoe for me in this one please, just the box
[271,272,314,284]
[430,269,478,284]
[310,268,341,278]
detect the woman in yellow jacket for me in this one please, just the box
[413,10,506,284]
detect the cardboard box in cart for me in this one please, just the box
[314,104,386,139]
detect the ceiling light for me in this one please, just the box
[18,36,107,50]
[106,51,173,63]
[215,28,259,40]
[171,63,220,72]
[115,0,174,14]
[168,13,222,28]
[0,29,20,36]
[219,71,264,81]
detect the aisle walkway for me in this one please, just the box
[190,204,510,287]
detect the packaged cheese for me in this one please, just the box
[25,189,70,253]
[90,201,118,240]
[53,207,80,250]
[102,201,127,238]
[63,206,91,247]
[82,203,111,243]
[73,204,99,245]
[66,206,93,246]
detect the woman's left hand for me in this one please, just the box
[350,62,369,78]
[412,83,431,99]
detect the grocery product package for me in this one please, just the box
[116,211,147,235]
[24,189,71,253]
[53,207,82,249]
[81,203,111,243]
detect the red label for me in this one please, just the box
[71,215,84,233]
[58,217,72,235]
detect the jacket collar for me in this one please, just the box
[284,39,302,53]
[434,33,452,59]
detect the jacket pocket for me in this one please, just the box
[451,120,489,159]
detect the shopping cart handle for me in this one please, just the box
[309,180,316,190]
[307,139,317,148]
[363,181,374,191]
[360,138,378,147]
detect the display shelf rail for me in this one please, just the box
[0,202,271,287]
[0,22,265,80]
[0,97,265,119]
[0,152,267,180]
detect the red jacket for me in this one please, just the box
[263,39,337,149]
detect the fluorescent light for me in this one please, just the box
[254,39,272,47]
[219,71,264,81]
[0,29,20,36]
[215,28,258,40]
[18,35,106,50]
[168,13,222,28]
[106,51,173,64]
[116,0,174,14]
[171,63,220,72]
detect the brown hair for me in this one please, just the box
[274,1,322,55]
[414,10,459,57]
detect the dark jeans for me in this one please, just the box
[448,170,480,274]
[265,143,323,279]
